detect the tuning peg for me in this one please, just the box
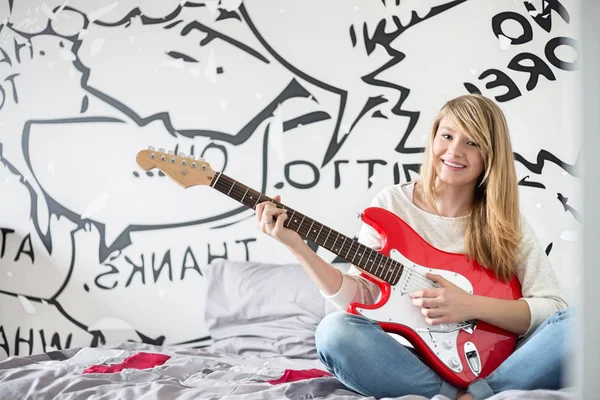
[148,146,155,151]
[188,155,195,160]
[178,152,186,157]
[158,147,165,153]
[197,157,205,162]
[168,150,174,155]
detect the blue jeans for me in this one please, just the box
[315,308,572,399]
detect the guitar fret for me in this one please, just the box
[287,210,296,228]
[227,180,236,196]
[384,261,393,281]
[307,220,315,237]
[391,262,402,284]
[315,225,324,242]
[375,252,385,275]
[332,233,340,252]
[323,229,332,247]
[381,256,390,277]
[241,187,249,203]
[211,172,222,188]
[253,194,261,209]
[297,215,306,234]
[344,240,354,261]
[357,248,365,266]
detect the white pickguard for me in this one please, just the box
[354,248,480,375]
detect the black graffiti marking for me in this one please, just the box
[466,2,577,102]
[14,37,33,63]
[557,193,581,223]
[0,46,12,66]
[173,335,212,347]
[372,110,387,119]
[463,82,481,95]
[4,4,305,148]
[0,326,73,357]
[207,242,228,264]
[166,51,198,63]
[349,25,357,47]
[334,160,349,189]
[523,0,570,34]
[0,289,106,350]
[93,6,186,28]
[514,150,579,178]
[283,111,330,132]
[93,239,252,290]
[518,175,546,189]
[545,37,579,71]
[508,52,556,90]
[398,163,421,184]
[216,9,242,22]
[357,159,387,189]
[492,12,533,45]
[284,160,320,190]
[80,95,89,113]
[181,21,269,64]
[17,110,280,262]
[135,330,165,346]
[478,69,522,102]
[163,20,184,30]
[241,2,467,166]
[545,242,553,256]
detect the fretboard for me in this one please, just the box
[210,172,404,285]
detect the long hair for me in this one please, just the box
[418,94,521,281]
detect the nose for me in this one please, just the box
[447,140,466,158]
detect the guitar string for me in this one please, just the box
[217,176,441,292]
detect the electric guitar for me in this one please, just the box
[136,147,522,389]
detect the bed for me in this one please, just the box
[0,260,573,399]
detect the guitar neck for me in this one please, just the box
[210,172,403,284]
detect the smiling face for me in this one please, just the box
[432,116,485,189]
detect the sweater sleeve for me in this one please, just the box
[321,191,385,310]
[516,215,568,336]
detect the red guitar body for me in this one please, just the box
[346,207,523,389]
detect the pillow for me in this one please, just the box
[203,260,348,359]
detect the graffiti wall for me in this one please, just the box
[0,0,581,359]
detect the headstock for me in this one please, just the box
[136,147,217,188]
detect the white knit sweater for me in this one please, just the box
[323,181,568,336]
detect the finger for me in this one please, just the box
[273,194,281,203]
[411,297,438,308]
[255,202,266,223]
[425,316,445,326]
[263,207,286,221]
[421,307,444,319]
[273,212,288,234]
[410,288,442,298]
[258,201,278,222]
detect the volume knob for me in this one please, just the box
[442,339,453,349]
[448,357,460,368]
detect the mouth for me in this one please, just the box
[441,159,466,169]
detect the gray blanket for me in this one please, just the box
[0,342,573,400]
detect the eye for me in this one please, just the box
[467,141,479,147]
[441,134,452,139]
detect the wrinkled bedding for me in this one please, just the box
[0,341,573,400]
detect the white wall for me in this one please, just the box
[578,0,599,397]
[0,0,581,359]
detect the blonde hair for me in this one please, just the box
[418,94,521,281]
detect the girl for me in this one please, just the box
[255,94,570,399]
